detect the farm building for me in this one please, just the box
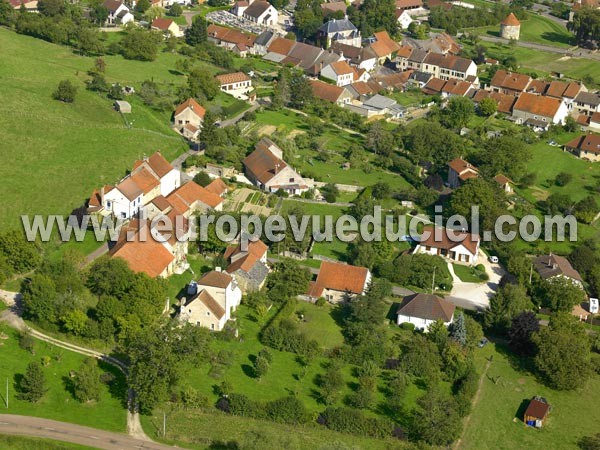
[114,100,131,113]
[524,397,550,428]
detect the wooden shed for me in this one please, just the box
[114,100,132,114]
[524,397,550,428]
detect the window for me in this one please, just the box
[121,212,126,218]
[106,201,111,209]
[211,324,215,330]
[206,311,210,316]
[289,178,294,182]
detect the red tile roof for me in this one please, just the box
[501,12,521,26]
[205,178,228,196]
[307,261,369,297]
[513,92,562,118]
[215,72,251,85]
[370,31,402,58]
[151,17,175,31]
[329,60,354,76]
[524,398,550,420]
[243,139,288,184]
[130,167,160,195]
[166,181,223,212]
[194,289,226,319]
[224,240,268,273]
[490,70,531,93]
[174,98,206,119]
[310,79,346,103]
[268,37,296,55]
[207,24,257,47]
[565,134,600,155]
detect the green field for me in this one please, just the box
[0,435,95,450]
[459,341,600,450]
[465,14,574,48]
[0,325,127,432]
[452,263,487,283]
[0,28,188,231]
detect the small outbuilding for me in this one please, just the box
[114,100,132,114]
[524,397,550,428]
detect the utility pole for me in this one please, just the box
[163,411,166,437]
[6,377,8,409]
[431,266,436,294]
[529,263,533,285]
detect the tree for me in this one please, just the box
[188,67,219,100]
[18,362,47,402]
[61,309,88,336]
[508,311,539,355]
[319,364,344,405]
[555,171,573,186]
[75,27,104,56]
[272,68,290,109]
[38,0,64,16]
[253,353,270,379]
[443,96,475,129]
[87,72,109,92]
[575,195,598,224]
[541,278,586,312]
[265,259,311,301]
[478,97,497,116]
[193,171,212,187]
[366,121,394,156]
[120,28,161,61]
[53,79,77,103]
[564,115,578,132]
[293,0,322,38]
[448,178,506,232]
[185,16,207,46]
[358,0,398,37]
[168,3,182,16]
[73,359,101,403]
[448,312,467,346]
[411,388,461,446]
[90,4,108,25]
[134,0,150,13]
[405,121,465,167]
[534,313,592,390]
[477,135,530,181]
[579,433,600,450]
[0,230,41,273]
[571,7,600,47]
[289,72,313,110]
[485,283,533,333]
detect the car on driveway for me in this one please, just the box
[489,255,499,263]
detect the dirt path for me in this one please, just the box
[0,414,178,450]
[0,291,151,442]
[454,358,493,450]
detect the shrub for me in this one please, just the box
[18,333,35,354]
[53,79,77,103]
[315,297,326,307]
[399,322,415,331]
[555,171,573,186]
[318,406,392,438]
[264,396,310,424]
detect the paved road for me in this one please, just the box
[217,101,261,128]
[0,415,178,450]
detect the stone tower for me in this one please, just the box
[500,13,521,40]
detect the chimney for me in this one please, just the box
[215,266,222,273]
[100,186,105,206]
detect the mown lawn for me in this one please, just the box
[464,14,574,48]
[0,29,188,231]
[459,341,600,450]
[0,435,95,450]
[452,263,487,283]
[0,325,127,432]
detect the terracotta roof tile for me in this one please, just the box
[490,70,531,93]
[310,79,346,102]
[513,92,562,118]
[418,225,480,255]
[225,239,268,273]
[198,270,233,289]
[268,37,296,55]
[565,134,600,155]
[215,72,251,85]
[307,261,369,297]
[174,98,206,119]
[205,178,228,196]
[329,60,354,75]
[166,181,223,212]
[502,12,521,26]
[151,17,174,31]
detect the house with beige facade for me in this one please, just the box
[173,98,206,140]
[179,270,243,331]
[414,225,481,265]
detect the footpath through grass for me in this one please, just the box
[0,325,127,432]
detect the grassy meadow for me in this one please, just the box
[458,341,600,450]
[0,325,127,432]
[0,435,95,450]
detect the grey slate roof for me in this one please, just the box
[255,30,274,46]
[409,71,432,83]
[575,91,600,107]
[318,18,358,34]
[363,94,397,109]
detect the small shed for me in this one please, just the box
[114,100,132,114]
[524,397,550,428]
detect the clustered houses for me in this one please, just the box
[564,134,600,162]
[317,18,362,47]
[207,24,259,57]
[87,152,226,278]
[243,138,312,195]
[396,48,478,82]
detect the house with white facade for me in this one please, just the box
[396,10,414,29]
[103,0,134,26]
[414,225,481,265]
[132,152,180,198]
[396,293,455,331]
[215,72,253,100]
[321,61,356,86]
[533,254,584,289]
[179,270,243,331]
[243,138,311,195]
[241,0,278,26]
[305,261,371,303]
[573,91,600,117]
